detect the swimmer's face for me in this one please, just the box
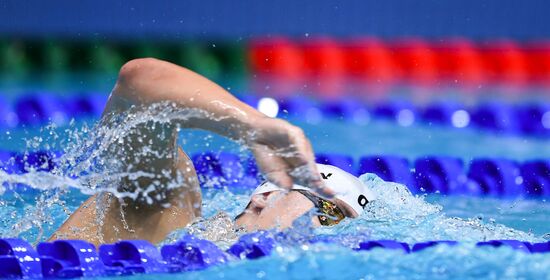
[234,190,355,231]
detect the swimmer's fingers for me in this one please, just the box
[290,163,334,199]
[251,144,294,190]
[248,118,331,196]
[285,130,334,198]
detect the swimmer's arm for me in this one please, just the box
[109,58,263,141]
[108,58,328,193]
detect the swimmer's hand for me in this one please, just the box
[245,117,334,198]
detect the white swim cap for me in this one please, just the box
[251,164,376,216]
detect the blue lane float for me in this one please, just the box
[470,102,521,134]
[15,94,70,126]
[277,96,321,119]
[528,242,550,253]
[227,231,275,260]
[411,241,458,252]
[0,97,18,129]
[468,159,523,197]
[356,240,411,253]
[0,237,549,279]
[413,156,467,194]
[358,155,414,187]
[372,100,415,120]
[192,152,259,189]
[2,150,550,198]
[65,94,108,118]
[0,151,15,173]
[161,234,228,271]
[476,240,531,253]
[315,153,355,174]
[322,98,370,123]
[38,240,105,278]
[516,103,550,137]
[420,101,466,126]
[1,94,550,138]
[521,160,550,197]
[0,238,42,279]
[100,240,173,274]
[0,93,109,127]
[14,151,59,174]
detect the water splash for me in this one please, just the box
[327,173,541,243]
[0,100,544,247]
[0,101,250,241]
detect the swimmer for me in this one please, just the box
[50,58,374,246]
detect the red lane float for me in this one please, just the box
[248,37,550,89]
[390,38,438,85]
[249,37,304,78]
[524,41,550,86]
[343,38,397,86]
[433,38,485,86]
[301,38,346,97]
[479,40,529,85]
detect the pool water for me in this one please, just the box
[0,103,549,279]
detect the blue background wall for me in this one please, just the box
[1,0,548,40]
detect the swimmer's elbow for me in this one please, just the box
[114,57,175,102]
[113,57,204,104]
[117,58,162,87]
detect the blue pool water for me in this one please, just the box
[0,101,549,279]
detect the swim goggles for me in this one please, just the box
[294,190,345,226]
